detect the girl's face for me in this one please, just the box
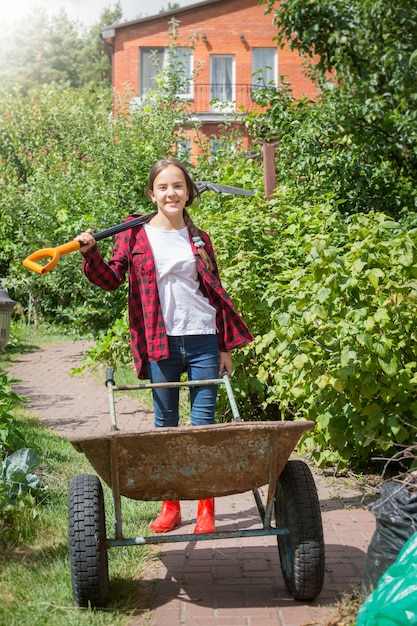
[149,165,189,220]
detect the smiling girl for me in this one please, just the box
[75,158,253,534]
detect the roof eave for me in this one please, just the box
[100,0,224,35]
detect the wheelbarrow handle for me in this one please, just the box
[22,211,158,275]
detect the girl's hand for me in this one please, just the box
[75,229,96,255]
[219,351,233,377]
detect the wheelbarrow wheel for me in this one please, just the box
[68,473,109,607]
[275,459,325,601]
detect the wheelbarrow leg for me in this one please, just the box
[252,488,275,530]
[110,438,123,539]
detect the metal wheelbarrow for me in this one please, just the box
[67,369,325,608]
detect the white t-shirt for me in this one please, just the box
[144,224,217,336]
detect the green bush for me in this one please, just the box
[4,21,417,470]
[0,373,25,454]
[254,206,417,466]
[0,372,46,541]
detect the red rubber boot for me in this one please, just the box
[149,501,181,533]
[194,498,215,534]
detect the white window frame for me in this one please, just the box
[172,47,194,100]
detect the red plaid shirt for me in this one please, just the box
[82,216,253,378]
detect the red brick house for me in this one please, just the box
[101,0,317,156]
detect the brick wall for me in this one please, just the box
[108,0,317,102]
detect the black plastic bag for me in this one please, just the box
[363,480,417,593]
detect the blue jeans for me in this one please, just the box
[148,335,219,428]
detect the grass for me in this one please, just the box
[0,326,162,625]
[0,410,161,625]
[323,585,365,626]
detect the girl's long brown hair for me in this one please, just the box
[147,158,214,271]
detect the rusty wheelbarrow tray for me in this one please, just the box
[67,369,325,608]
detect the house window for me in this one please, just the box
[140,47,193,97]
[140,47,165,95]
[210,55,235,110]
[210,136,234,158]
[210,137,221,153]
[252,48,277,88]
[176,138,191,162]
[171,47,193,98]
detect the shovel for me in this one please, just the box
[22,182,254,275]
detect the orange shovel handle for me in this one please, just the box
[22,209,158,275]
[22,240,81,275]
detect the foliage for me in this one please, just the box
[0,371,46,538]
[0,372,25,454]
[0,448,47,526]
[0,5,122,93]
[160,3,181,12]
[1,448,46,501]
[1,76,190,332]
[253,202,417,466]
[189,162,417,468]
[76,310,133,372]
[259,0,417,217]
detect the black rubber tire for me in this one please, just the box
[275,459,325,601]
[68,474,109,607]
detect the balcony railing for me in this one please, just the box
[179,83,276,114]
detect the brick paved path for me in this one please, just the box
[9,341,375,626]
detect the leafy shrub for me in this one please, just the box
[73,149,417,468]
[5,21,417,471]
[1,448,47,506]
[255,206,417,467]
[0,373,25,454]
[1,81,188,333]
[0,371,47,541]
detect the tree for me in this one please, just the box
[78,6,124,88]
[224,0,417,467]
[160,3,181,12]
[260,0,417,216]
[0,5,122,93]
